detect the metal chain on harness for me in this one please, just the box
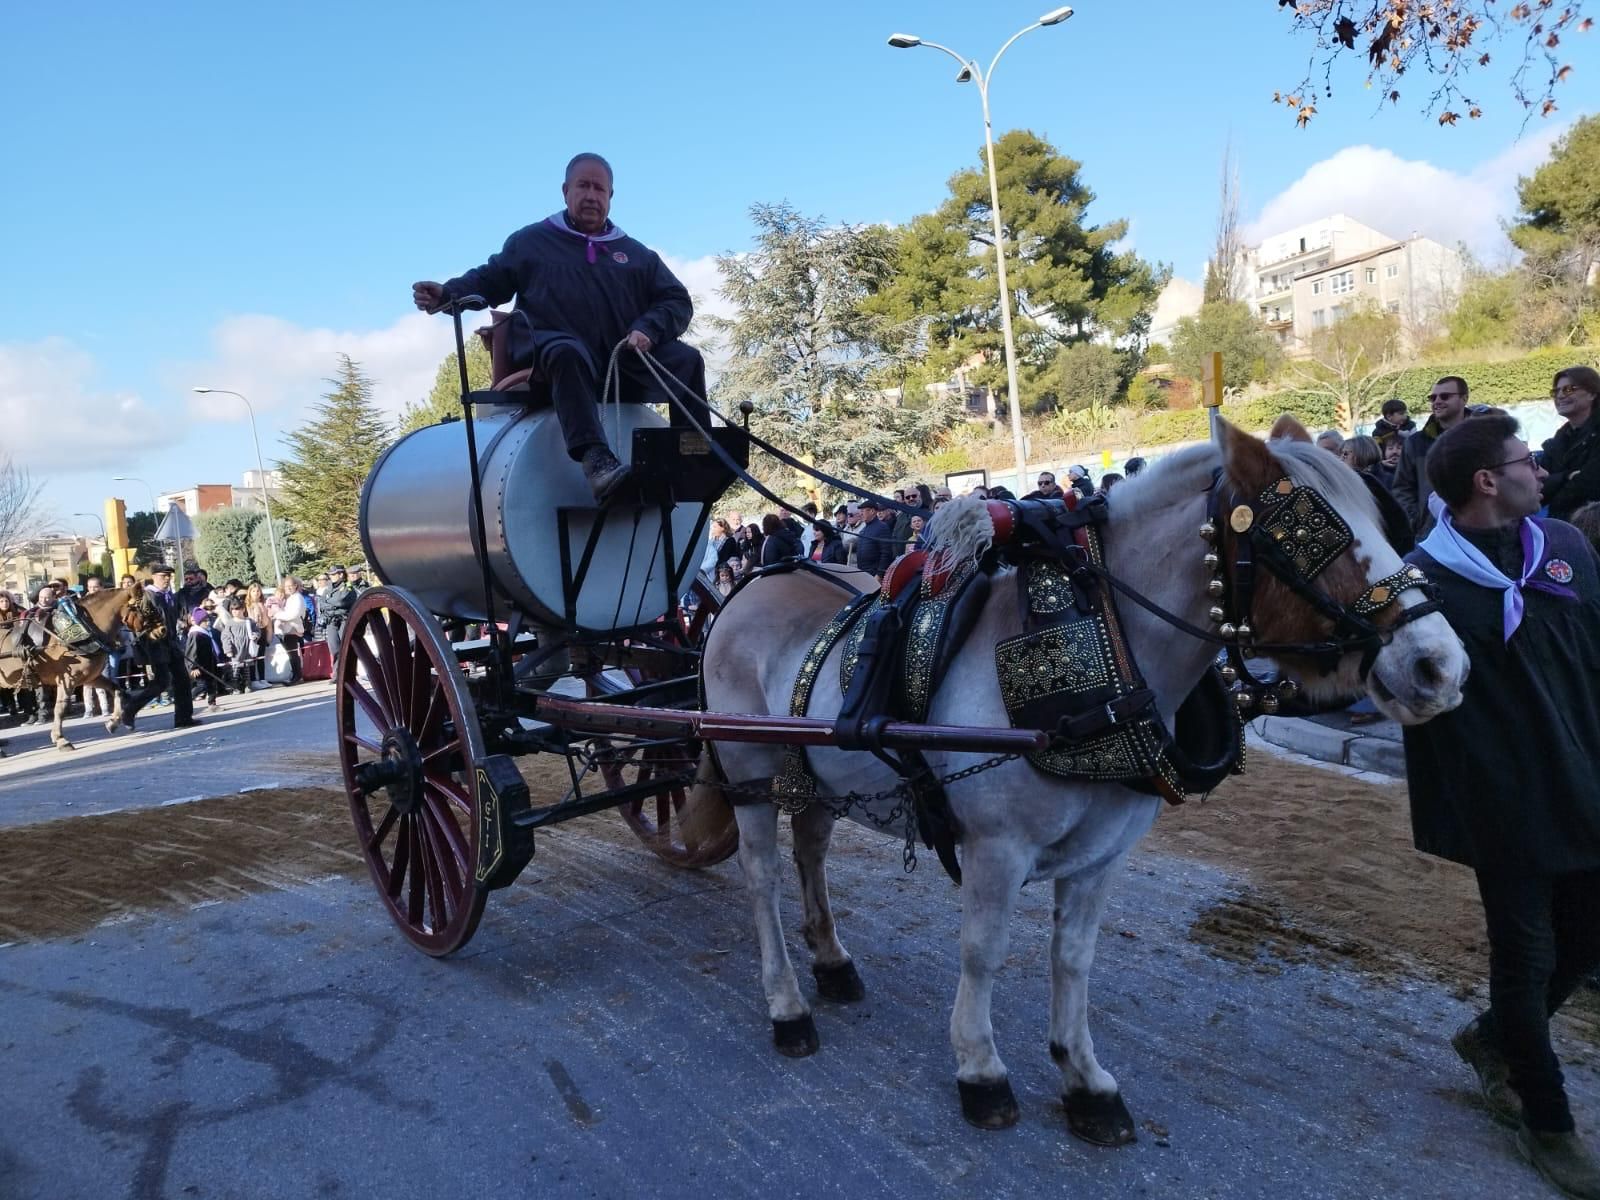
[713,751,1021,872]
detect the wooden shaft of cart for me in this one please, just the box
[529,694,1048,755]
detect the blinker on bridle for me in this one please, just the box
[1201,472,1441,714]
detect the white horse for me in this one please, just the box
[689,419,1468,1143]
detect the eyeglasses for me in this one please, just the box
[1486,452,1537,473]
[1428,391,1460,401]
[1037,478,1054,486]
[1554,383,1590,398]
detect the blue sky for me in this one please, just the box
[3,1,1596,534]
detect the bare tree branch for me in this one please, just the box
[1274,1,1591,126]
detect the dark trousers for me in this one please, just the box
[1475,868,1600,1132]
[323,620,344,669]
[126,641,194,726]
[281,633,303,682]
[535,337,711,460]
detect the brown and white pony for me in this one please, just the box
[0,584,156,751]
[689,419,1467,1144]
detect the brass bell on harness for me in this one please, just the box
[1277,678,1300,700]
[1218,622,1238,641]
[1234,690,1255,712]
[1219,665,1237,684]
[1203,552,1220,570]
[1208,605,1226,625]
[1199,520,1217,542]
[1207,578,1225,598]
[1236,621,1253,642]
[1259,693,1280,714]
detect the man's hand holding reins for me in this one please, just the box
[412,281,448,314]
[625,329,652,354]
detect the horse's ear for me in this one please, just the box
[1269,414,1313,443]
[1216,417,1282,494]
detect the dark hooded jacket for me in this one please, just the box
[1392,416,1448,534]
[443,213,691,376]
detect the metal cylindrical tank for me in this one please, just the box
[360,402,704,631]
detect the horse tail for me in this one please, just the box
[680,746,736,852]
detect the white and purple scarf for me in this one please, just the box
[1419,494,1575,642]
[545,211,626,264]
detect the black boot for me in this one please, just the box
[1517,1126,1600,1199]
[580,446,632,504]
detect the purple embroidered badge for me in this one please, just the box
[1545,558,1574,584]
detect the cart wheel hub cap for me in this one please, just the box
[379,728,425,815]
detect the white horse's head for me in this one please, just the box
[1215,417,1466,724]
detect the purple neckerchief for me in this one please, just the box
[545,211,626,264]
[1419,497,1577,641]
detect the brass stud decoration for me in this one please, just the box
[1229,505,1255,534]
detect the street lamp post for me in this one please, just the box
[888,7,1074,495]
[193,387,282,583]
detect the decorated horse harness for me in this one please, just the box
[752,472,1441,883]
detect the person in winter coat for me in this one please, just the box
[412,153,706,504]
[217,595,262,693]
[273,577,309,684]
[809,521,848,565]
[1403,413,1600,1196]
[852,499,899,579]
[758,513,802,566]
[1541,366,1600,522]
[316,566,358,665]
[184,607,225,707]
[1393,376,1471,534]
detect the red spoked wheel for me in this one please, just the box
[586,573,738,868]
[336,586,486,956]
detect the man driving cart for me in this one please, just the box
[413,152,708,504]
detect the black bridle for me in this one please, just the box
[1201,471,1441,692]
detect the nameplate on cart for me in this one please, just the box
[677,432,710,456]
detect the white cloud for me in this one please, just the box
[167,311,460,423]
[0,337,167,471]
[1244,125,1566,263]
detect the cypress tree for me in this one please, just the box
[277,355,391,570]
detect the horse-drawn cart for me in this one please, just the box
[333,299,1044,955]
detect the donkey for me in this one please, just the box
[689,419,1468,1143]
[0,583,157,751]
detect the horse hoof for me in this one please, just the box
[772,1015,819,1058]
[1063,1088,1137,1146]
[56,741,76,752]
[104,720,119,735]
[959,1078,1020,1130]
[812,960,866,1003]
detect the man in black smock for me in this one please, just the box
[412,152,706,503]
[1402,412,1600,1197]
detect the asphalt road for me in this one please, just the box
[0,684,341,828]
[0,699,1592,1199]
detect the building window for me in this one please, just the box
[1386,263,1399,278]
[1330,270,1355,295]
[1311,280,1322,295]
[1311,308,1327,329]
[1365,267,1377,284]
[1386,299,1401,313]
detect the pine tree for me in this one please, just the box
[277,355,391,569]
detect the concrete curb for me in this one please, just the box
[1250,714,1406,777]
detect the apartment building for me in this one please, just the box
[1246,214,1460,353]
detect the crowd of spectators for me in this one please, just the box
[0,563,370,729]
[699,459,1147,593]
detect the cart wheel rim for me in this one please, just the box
[337,586,486,955]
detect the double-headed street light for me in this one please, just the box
[888,7,1074,494]
[193,387,282,583]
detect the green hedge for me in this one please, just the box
[1127,349,1598,448]
[1374,349,1595,408]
